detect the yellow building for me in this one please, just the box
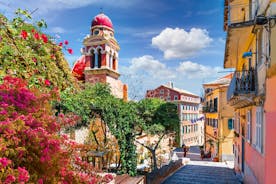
[203,74,235,162]
[224,0,276,183]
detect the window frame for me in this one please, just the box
[246,110,252,143]
[255,106,264,153]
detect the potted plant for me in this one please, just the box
[213,156,219,162]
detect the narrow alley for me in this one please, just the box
[162,147,241,184]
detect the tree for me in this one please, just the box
[136,98,179,171]
[58,83,111,128]
[59,83,139,176]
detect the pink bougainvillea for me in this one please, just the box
[41,34,48,43]
[67,48,73,54]
[44,79,51,87]
[0,76,111,183]
[20,30,28,39]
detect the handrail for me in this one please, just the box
[227,69,256,101]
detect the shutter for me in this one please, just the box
[228,119,233,130]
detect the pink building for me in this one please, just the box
[72,13,127,100]
[224,0,276,183]
[146,82,204,147]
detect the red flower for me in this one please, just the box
[18,167,29,183]
[44,79,51,87]
[0,157,11,168]
[67,48,73,54]
[58,42,63,47]
[38,178,43,184]
[5,175,16,183]
[31,29,35,33]
[32,57,37,63]
[20,30,28,39]
[34,32,40,40]
[41,34,48,43]
[51,55,56,60]
[64,40,69,45]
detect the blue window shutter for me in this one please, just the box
[228,119,233,130]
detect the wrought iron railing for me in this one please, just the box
[202,106,217,113]
[227,70,256,101]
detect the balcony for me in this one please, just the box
[202,106,217,113]
[227,70,256,108]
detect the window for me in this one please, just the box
[256,106,264,153]
[174,95,178,101]
[228,119,234,130]
[109,54,113,69]
[90,52,95,68]
[249,0,257,19]
[214,98,218,112]
[93,29,99,35]
[96,48,102,68]
[160,89,164,94]
[235,112,240,134]
[246,110,252,143]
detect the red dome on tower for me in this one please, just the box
[91,13,113,29]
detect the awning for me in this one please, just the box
[224,23,254,69]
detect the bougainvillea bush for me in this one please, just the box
[0,9,78,90]
[0,76,115,183]
[0,9,115,183]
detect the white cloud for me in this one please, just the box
[177,61,222,79]
[120,55,224,100]
[50,27,66,34]
[128,55,176,79]
[152,27,212,59]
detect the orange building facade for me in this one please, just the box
[203,74,235,162]
[224,0,276,183]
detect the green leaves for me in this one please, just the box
[36,19,47,29]
[0,10,78,91]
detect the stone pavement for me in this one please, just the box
[162,147,240,184]
[162,161,240,184]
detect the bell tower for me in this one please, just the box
[72,13,128,100]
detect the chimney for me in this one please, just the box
[167,81,173,88]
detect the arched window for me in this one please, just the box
[112,57,116,70]
[97,48,102,68]
[109,54,113,69]
[90,51,95,68]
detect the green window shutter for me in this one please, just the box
[228,119,233,130]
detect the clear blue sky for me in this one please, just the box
[0,0,230,99]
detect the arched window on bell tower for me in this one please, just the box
[112,57,116,70]
[90,51,95,68]
[97,48,102,68]
[109,53,113,69]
